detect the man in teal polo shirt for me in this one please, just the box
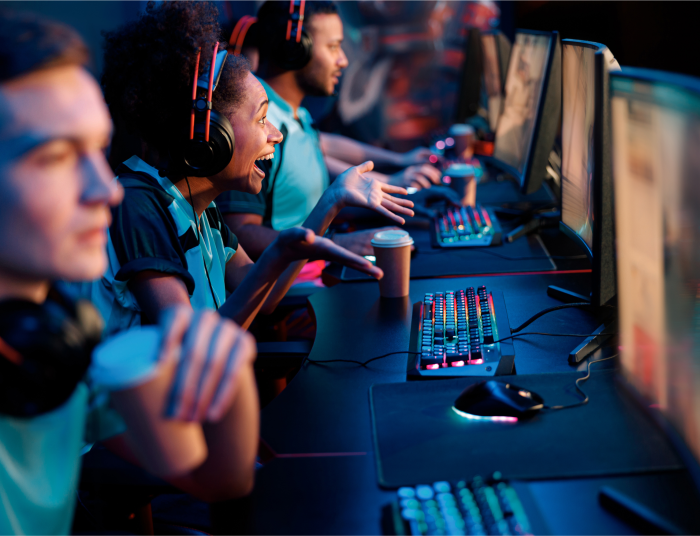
[217,1,443,257]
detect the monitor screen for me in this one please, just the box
[612,70,700,458]
[482,33,503,132]
[561,43,596,250]
[493,32,551,175]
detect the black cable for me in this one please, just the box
[185,177,220,310]
[511,302,615,333]
[544,353,619,410]
[492,331,616,344]
[302,331,617,368]
[303,351,421,368]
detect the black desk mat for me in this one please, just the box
[370,370,682,488]
[342,233,557,281]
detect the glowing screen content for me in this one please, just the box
[612,73,700,460]
[482,34,502,131]
[493,32,551,174]
[561,43,596,250]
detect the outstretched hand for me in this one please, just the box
[329,161,415,225]
[159,307,257,423]
[274,227,384,280]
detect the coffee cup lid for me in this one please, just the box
[445,163,475,178]
[90,326,163,391]
[448,124,475,136]
[371,229,414,248]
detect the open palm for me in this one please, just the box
[330,161,415,225]
[277,227,384,280]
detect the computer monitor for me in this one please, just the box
[481,30,511,132]
[491,30,561,195]
[611,67,700,467]
[454,27,483,123]
[560,39,619,308]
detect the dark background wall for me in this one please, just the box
[502,1,700,78]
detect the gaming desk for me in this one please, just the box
[221,272,700,534]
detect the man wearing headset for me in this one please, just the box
[0,11,264,534]
[217,1,448,258]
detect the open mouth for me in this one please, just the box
[253,152,274,176]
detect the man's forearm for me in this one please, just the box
[320,132,401,168]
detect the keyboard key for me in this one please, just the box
[416,485,435,500]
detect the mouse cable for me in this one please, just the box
[302,331,617,368]
[543,353,620,411]
[511,302,616,333]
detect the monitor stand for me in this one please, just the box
[546,285,617,365]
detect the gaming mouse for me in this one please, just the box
[453,380,544,419]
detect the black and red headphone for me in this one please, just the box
[178,43,236,178]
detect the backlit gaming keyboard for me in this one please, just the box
[391,476,533,536]
[432,204,503,248]
[407,286,515,378]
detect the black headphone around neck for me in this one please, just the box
[177,43,236,178]
[0,288,103,418]
[272,0,313,71]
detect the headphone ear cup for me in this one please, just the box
[0,299,94,417]
[178,109,235,178]
[276,29,313,71]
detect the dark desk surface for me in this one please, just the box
[248,254,699,534]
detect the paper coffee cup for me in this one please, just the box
[371,229,413,298]
[90,326,207,478]
[448,124,476,159]
[445,163,476,207]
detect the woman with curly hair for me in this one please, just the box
[93,1,414,334]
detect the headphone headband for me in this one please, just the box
[286,0,306,43]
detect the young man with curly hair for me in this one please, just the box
[0,10,266,533]
[92,1,414,334]
[217,1,446,258]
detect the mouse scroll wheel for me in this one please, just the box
[518,390,532,399]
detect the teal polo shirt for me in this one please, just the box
[215,78,330,230]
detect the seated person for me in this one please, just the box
[91,1,413,335]
[217,1,444,258]
[0,11,261,533]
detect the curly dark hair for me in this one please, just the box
[0,9,89,83]
[102,1,249,156]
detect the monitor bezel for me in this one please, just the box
[489,29,561,195]
[560,38,616,308]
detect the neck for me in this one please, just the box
[0,270,50,303]
[173,175,219,218]
[263,71,305,118]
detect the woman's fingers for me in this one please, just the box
[356,160,374,174]
[374,204,406,225]
[381,198,415,217]
[379,182,409,196]
[383,194,414,208]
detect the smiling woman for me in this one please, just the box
[86,1,413,337]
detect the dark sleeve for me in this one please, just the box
[205,205,239,251]
[109,181,195,294]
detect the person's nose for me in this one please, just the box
[267,120,284,146]
[338,47,349,70]
[80,151,123,207]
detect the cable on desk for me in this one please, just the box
[303,351,422,368]
[303,332,617,368]
[543,353,619,411]
[492,331,617,344]
[511,302,616,333]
